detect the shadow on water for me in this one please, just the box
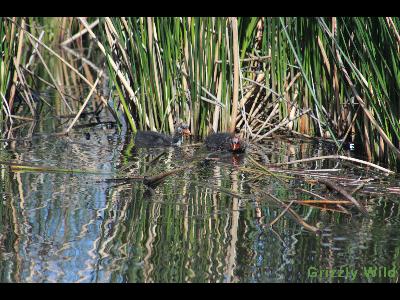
[1,123,400,282]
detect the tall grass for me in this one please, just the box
[88,17,259,136]
[1,17,20,122]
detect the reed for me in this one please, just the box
[0,17,19,122]
[91,17,259,136]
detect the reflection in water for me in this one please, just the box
[1,128,400,283]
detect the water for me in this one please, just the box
[1,121,400,283]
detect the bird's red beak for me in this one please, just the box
[182,128,191,137]
[232,142,240,151]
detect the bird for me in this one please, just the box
[204,128,246,153]
[134,122,191,147]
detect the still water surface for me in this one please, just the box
[1,123,400,283]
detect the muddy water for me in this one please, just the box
[1,124,400,283]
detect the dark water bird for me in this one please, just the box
[204,128,246,153]
[134,122,191,147]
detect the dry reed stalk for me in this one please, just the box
[60,18,99,46]
[8,17,16,51]
[286,103,297,130]
[351,182,366,195]
[338,106,360,151]
[212,21,222,86]
[332,18,340,126]
[317,178,369,216]
[9,115,34,121]
[251,118,273,132]
[253,109,311,142]
[12,58,35,116]
[242,74,305,135]
[64,70,103,133]
[317,35,331,76]
[200,86,225,107]
[237,96,260,131]
[237,73,265,122]
[147,17,165,130]
[379,136,385,161]
[288,130,313,139]
[212,75,223,133]
[82,62,95,99]
[230,17,240,133]
[293,168,342,173]
[261,192,320,233]
[386,17,400,49]
[26,30,44,70]
[26,34,73,113]
[1,92,13,124]
[182,18,191,127]
[362,95,373,161]
[252,101,279,136]
[285,72,301,93]
[55,56,69,112]
[296,202,351,214]
[295,187,326,200]
[59,17,67,43]
[247,88,271,128]
[243,76,282,102]
[248,156,291,183]
[61,46,107,78]
[8,18,25,111]
[272,154,394,174]
[269,200,295,227]
[294,200,352,204]
[60,50,74,111]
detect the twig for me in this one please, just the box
[317,178,369,217]
[26,30,44,69]
[143,165,190,187]
[0,92,13,124]
[10,115,34,121]
[272,155,394,175]
[61,46,109,79]
[253,109,312,142]
[351,182,366,195]
[294,200,352,205]
[26,34,73,113]
[60,18,100,46]
[296,202,351,214]
[262,192,320,233]
[148,151,167,166]
[64,70,103,133]
[269,200,295,227]
[295,188,327,200]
